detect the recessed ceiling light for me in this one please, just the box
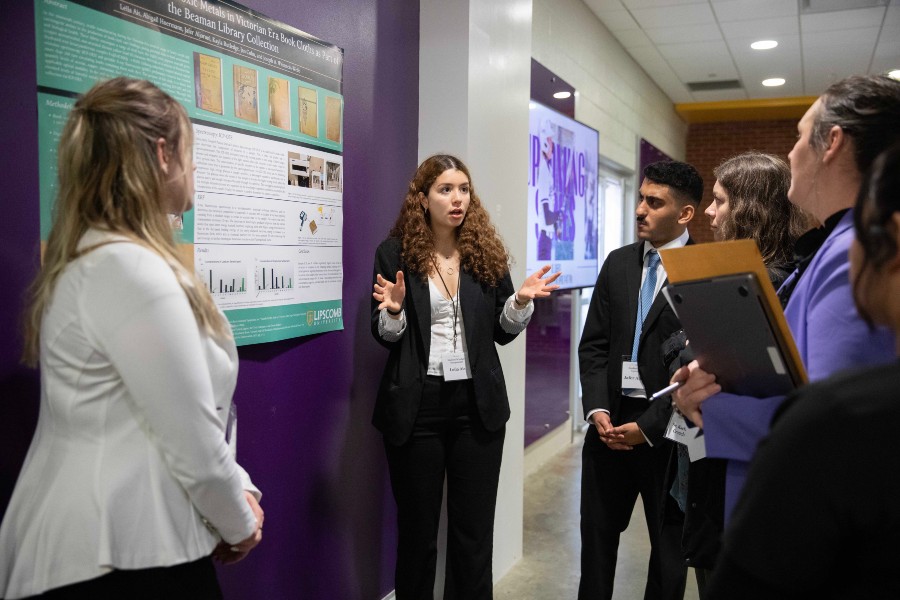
[889,69,900,80]
[751,40,778,50]
[762,78,786,87]
[553,91,572,99]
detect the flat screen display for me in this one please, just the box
[528,101,599,289]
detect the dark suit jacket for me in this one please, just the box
[371,237,520,446]
[579,238,692,443]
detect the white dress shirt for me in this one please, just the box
[585,228,689,429]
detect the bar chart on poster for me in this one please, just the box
[34,0,345,344]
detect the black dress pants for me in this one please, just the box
[385,376,505,600]
[579,422,687,600]
[24,556,222,599]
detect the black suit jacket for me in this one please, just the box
[371,238,520,446]
[579,238,692,442]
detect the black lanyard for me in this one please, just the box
[433,258,461,351]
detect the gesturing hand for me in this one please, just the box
[373,271,406,315]
[515,265,562,304]
[671,360,720,429]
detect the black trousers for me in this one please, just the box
[24,556,221,599]
[579,423,687,600]
[385,376,505,600]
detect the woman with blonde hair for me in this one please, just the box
[0,77,262,599]
[371,154,560,599]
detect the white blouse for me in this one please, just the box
[377,276,534,372]
[0,230,257,599]
[426,279,469,376]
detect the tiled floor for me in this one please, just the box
[494,432,700,600]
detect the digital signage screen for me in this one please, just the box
[527,101,599,289]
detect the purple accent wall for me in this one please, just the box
[639,138,674,179]
[0,1,419,598]
[530,59,575,118]
[524,291,572,446]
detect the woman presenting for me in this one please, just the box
[371,154,560,599]
[0,78,262,599]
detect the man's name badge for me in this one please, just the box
[621,360,644,393]
[442,352,471,381]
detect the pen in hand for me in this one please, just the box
[649,380,684,403]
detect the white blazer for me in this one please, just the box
[0,230,258,599]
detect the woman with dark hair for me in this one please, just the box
[371,154,560,599]
[673,74,899,523]
[705,142,900,598]
[0,78,262,599]
[706,151,811,286]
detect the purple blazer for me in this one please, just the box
[702,210,895,521]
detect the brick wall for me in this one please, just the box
[685,119,798,243]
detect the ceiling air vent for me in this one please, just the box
[799,0,888,14]
[686,80,743,92]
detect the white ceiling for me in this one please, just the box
[583,0,900,103]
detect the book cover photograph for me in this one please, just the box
[287,151,311,187]
[233,65,259,123]
[193,52,223,115]
[268,77,290,130]
[325,161,342,192]
[299,86,318,137]
[308,156,325,189]
[325,96,342,143]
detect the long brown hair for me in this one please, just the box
[389,154,510,286]
[23,77,227,366]
[713,152,810,267]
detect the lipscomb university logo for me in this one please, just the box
[306,306,342,328]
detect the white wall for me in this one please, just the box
[415,0,687,591]
[532,0,687,169]
[419,0,533,585]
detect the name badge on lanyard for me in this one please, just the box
[435,260,470,380]
[443,352,471,380]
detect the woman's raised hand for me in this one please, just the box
[515,265,562,304]
[373,271,406,314]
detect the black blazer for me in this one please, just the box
[579,238,693,442]
[371,238,520,446]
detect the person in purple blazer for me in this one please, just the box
[705,141,900,599]
[672,74,900,522]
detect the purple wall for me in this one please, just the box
[530,59,575,118]
[0,1,419,598]
[524,291,572,446]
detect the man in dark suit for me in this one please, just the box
[578,161,703,600]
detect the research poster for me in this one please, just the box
[35,0,345,344]
[527,101,599,289]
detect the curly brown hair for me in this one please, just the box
[389,154,510,286]
[713,152,811,268]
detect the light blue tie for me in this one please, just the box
[631,250,660,361]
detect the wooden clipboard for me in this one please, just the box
[659,239,808,389]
